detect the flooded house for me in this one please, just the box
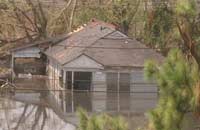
[10,19,163,93]
[9,19,164,126]
[44,19,164,93]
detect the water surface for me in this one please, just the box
[0,89,157,130]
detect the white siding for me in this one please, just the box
[47,59,63,90]
[63,55,103,70]
[130,70,157,93]
[105,31,128,39]
[92,72,107,112]
[92,92,106,112]
[92,72,106,92]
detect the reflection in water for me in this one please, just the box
[0,92,75,130]
[56,91,157,113]
[0,90,157,130]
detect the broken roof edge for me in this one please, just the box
[89,18,117,29]
[10,34,69,52]
[66,18,117,37]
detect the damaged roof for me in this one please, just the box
[45,19,164,68]
[11,34,68,52]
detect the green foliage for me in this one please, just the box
[77,108,128,130]
[193,82,200,116]
[145,49,200,130]
[176,0,197,17]
[144,60,158,80]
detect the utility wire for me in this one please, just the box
[50,44,170,50]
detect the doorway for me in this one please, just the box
[65,71,92,90]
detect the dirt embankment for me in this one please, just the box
[0,58,11,79]
[0,39,28,79]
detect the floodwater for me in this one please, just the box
[0,90,157,130]
[0,78,158,130]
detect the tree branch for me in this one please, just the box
[176,20,200,68]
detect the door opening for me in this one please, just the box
[65,71,92,90]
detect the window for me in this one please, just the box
[106,72,130,92]
[119,73,130,91]
[106,72,130,111]
[106,72,118,92]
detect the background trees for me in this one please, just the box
[0,0,145,45]
[75,0,141,35]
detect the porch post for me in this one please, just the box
[117,72,120,92]
[53,61,56,90]
[91,72,94,91]
[117,71,120,112]
[71,71,74,113]
[63,70,66,89]
[72,71,74,92]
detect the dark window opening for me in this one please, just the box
[65,71,92,90]
[119,73,130,91]
[74,72,92,90]
[106,73,118,92]
[66,71,72,89]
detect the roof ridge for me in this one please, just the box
[82,30,116,53]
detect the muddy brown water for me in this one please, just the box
[0,89,158,130]
[0,78,158,130]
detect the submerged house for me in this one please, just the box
[10,19,163,92]
[44,20,164,93]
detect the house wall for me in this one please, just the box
[130,70,157,93]
[92,68,157,93]
[46,58,158,113]
[92,71,106,91]
[47,56,157,93]
[47,58,64,92]
[63,55,104,70]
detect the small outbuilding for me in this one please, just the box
[45,19,164,93]
[10,36,68,79]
